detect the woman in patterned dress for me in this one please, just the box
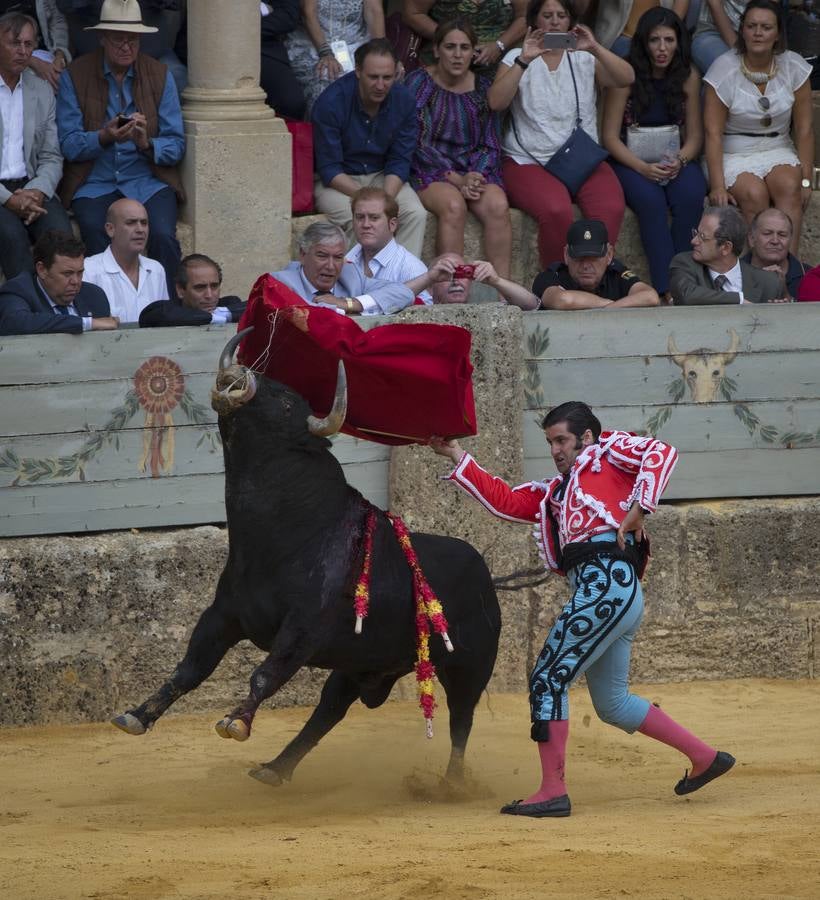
[286,0,385,116]
[403,0,527,74]
[405,19,512,277]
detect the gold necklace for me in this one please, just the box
[740,54,777,84]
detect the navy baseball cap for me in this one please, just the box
[567,219,609,258]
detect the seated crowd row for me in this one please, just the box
[2,188,819,337]
[1,0,817,330]
[305,0,815,302]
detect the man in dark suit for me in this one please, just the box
[139,253,246,327]
[669,206,784,306]
[0,229,117,334]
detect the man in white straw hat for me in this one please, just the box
[56,0,184,299]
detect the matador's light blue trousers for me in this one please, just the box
[530,531,651,735]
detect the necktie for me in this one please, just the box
[714,274,728,291]
[54,304,70,315]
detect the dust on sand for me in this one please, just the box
[1,679,818,900]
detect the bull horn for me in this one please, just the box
[667,334,686,368]
[212,326,257,414]
[307,361,348,437]
[719,328,741,365]
[218,326,255,372]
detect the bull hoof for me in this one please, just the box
[248,765,285,787]
[111,712,147,735]
[214,716,250,741]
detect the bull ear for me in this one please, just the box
[307,360,348,437]
[667,334,686,368]
[719,328,740,366]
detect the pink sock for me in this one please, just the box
[524,719,569,804]
[638,704,716,776]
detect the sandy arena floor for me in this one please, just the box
[1,678,818,900]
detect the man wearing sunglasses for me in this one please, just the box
[668,205,784,305]
[55,0,184,300]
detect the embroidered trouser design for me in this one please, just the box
[530,549,651,736]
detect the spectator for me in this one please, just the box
[0,229,117,334]
[402,0,527,74]
[743,208,813,300]
[702,1,813,257]
[797,265,820,302]
[587,1,690,59]
[56,0,187,96]
[669,204,784,305]
[405,18,511,278]
[139,253,246,327]
[286,0,384,117]
[346,186,432,304]
[488,0,633,270]
[259,0,305,120]
[16,1,72,91]
[56,0,185,301]
[0,11,72,279]
[691,0,745,75]
[531,218,659,309]
[272,221,431,315]
[425,251,541,308]
[601,7,706,302]
[82,197,167,322]
[312,38,427,258]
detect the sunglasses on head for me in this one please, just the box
[758,95,772,128]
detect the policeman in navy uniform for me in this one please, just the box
[532,220,659,310]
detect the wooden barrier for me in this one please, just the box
[1,303,818,537]
[0,327,389,537]
[522,304,820,498]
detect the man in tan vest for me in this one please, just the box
[56,0,184,298]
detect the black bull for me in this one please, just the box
[112,331,501,786]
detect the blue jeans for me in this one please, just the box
[610,160,707,294]
[72,187,180,298]
[692,30,730,75]
[0,194,72,278]
[529,532,651,734]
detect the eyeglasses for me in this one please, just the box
[758,95,772,128]
[104,33,140,48]
[691,228,728,245]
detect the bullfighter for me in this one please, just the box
[431,401,735,817]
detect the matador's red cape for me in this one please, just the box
[235,274,477,445]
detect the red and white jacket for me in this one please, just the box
[446,431,678,575]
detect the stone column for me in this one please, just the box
[181,0,292,297]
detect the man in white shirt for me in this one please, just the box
[346,187,432,304]
[83,197,168,323]
[0,11,72,280]
[669,206,783,306]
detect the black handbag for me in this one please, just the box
[512,52,608,195]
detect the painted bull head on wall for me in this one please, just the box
[668,329,741,403]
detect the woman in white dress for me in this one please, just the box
[702,0,813,253]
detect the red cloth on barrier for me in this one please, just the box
[284,120,314,214]
[235,275,477,445]
[797,265,820,301]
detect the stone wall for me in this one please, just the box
[1,498,817,727]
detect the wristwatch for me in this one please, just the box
[801,177,812,189]
[496,39,506,53]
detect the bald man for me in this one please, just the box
[83,198,168,323]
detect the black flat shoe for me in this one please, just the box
[675,751,736,795]
[500,794,571,818]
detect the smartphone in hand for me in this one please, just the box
[541,32,576,50]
